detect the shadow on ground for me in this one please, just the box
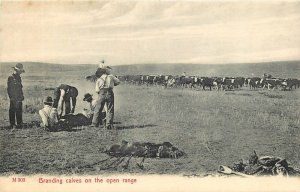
[116,124,157,130]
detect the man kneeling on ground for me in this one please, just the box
[39,96,59,130]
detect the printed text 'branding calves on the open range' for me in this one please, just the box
[38,178,137,184]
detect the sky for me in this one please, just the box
[0,1,300,65]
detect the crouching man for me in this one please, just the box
[83,93,106,126]
[53,84,78,117]
[39,96,59,131]
[55,93,106,128]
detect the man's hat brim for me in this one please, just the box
[13,67,25,73]
[83,95,93,101]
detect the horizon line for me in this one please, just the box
[0,59,299,66]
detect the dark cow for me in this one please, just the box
[249,77,261,89]
[222,77,236,90]
[179,76,197,88]
[144,75,155,86]
[281,78,299,90]
[153,75,166,86]
[200,77,215,91]
[235,77,246,88]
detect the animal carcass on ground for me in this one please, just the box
[102,140,186,170]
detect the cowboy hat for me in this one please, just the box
[83,93,93,101]
[13,63,25,73]
[43,96,53,105]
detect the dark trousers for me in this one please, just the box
[64,99,71,115]
[9,100,23,125]
[92,89,114,127]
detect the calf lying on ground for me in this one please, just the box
[104,140,186,169]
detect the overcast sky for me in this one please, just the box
[0,1,300,65]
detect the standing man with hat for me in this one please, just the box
[7,63,25,128]
[91,65,120,129]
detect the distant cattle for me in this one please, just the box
[128,75,143,85]
[235,77,246,88]
[261,78,284,90]
[249,77,262,89]
[144,75,155,86]
[113,73,299,92]
[200,77,215,91]
[153,75,167,86]
[222,77,237,90]
[117,75,128,82]
[166,77,176,87]
[281,78,299,90]
[179,76,197,88]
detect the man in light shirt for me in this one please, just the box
[39,96,59,130]
[83,93,97,118]
[92,66,120,129]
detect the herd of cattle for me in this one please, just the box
[116,75,300,91]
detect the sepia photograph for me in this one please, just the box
[0,0,300,191]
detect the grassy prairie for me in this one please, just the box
[0,71,299,175]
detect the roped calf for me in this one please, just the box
[104,140,186,169]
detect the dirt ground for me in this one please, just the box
[0,78,300,176]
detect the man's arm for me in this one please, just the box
[39,109,48,127]
[57,89,65,116]
[7,76,14,100]
[19,78,24,101]
[113,76,120,86]
[95,78,103,93]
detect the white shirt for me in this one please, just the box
[39,105,59,127]
[95,74,120,93]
